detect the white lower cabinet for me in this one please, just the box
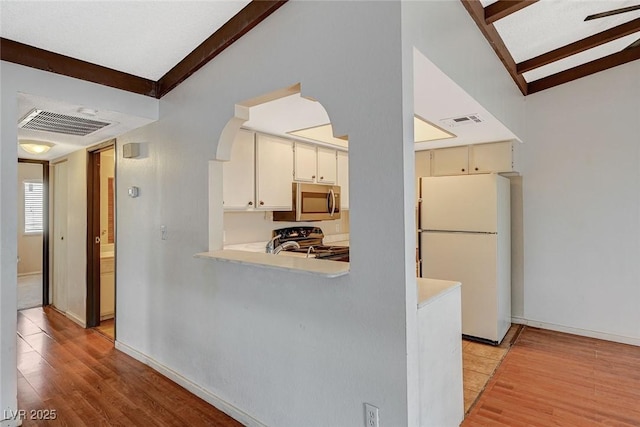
[223,129,256,210]
[256,134,293,210]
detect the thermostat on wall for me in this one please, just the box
[128,186,139,198]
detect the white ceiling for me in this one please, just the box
[5,1,521,160]
[0,1,250,80]
[480,0,640,83]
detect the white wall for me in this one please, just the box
[0,60,157,425]
[519,60,640,343]
[17,163,43,275]
[115,2,417,426]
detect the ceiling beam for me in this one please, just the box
[0,38,157,97]
[156,0,288,98]
[517,18,640,74]
[460,0,528,95]
[484,0,539,25]
[527,46,640,94]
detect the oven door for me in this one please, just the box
[297,183,341,221]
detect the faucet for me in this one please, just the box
[273,241,300,254]
[265,234,282,254]
[306,246,316,258]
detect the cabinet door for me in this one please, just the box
[256,134,293,210]
[432,146,469,176]
[469,141,513,174]
[337,151,349,210]
[223,129,255,210]
[317,146,337,184]
[415,150,431,202]
[294,141,317,182]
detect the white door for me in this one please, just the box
[421,231,499,341]
[256,134,293,210]
[294,141,316,182]
[52,161,68,313]
[316,146,336,184]
[223,129,256,210]
[420,175,498,232]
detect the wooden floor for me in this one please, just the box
[463,326,640,426]
[94,318,115,340]
[462,325,521,413]
[16,307,242,426]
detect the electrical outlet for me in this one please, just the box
[161,225,167,240]
[364,403,379,427]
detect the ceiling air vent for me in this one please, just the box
[440,114,483,128]
[18,109,111,136]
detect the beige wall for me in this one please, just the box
[17,162,43,275]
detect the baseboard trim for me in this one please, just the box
[114,341,266,427]
[64,311,86,329]
[100,313,114,321]
[512,316,640,347]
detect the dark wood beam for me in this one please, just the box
[460,0,528,95]
[518,18,640,74]
[485,0,539,25]
[0,38,157,97]
[527,46,640,94]
[156,0,288,98]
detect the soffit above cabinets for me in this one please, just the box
[465,0,640,94]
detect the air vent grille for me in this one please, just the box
[440,114,483,128]
[18,109,111,136]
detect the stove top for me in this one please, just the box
[272,227,349,262]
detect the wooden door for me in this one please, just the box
[52,161,68,312]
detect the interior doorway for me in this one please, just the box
[17,159,49,310]
[86,142,116,339]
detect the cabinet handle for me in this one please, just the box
[475,167,479,171]
[259,201,264,206]
[320,176,324,180]
[461,168,465,172]
[248,201,253,206]
[312,175,316,179]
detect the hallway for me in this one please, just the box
[16,307,241,426]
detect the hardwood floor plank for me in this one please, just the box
[16,307,242,427]
[463,327,640,426]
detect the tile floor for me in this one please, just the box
[462,325,522,414]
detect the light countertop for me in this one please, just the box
[195,250,349,278]
[417,278,461,309]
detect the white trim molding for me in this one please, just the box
[114,341,266,427]
[512,317,640,347]
[1,416,22,427]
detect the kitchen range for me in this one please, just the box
[267,226,349,262]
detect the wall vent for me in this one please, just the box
[18,109,111,136]
[440,114,483,128]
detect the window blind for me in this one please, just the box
[24,181,44,233]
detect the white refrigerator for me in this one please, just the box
[419,174,511,345]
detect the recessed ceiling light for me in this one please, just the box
[414,115,455,142]
[19,140,54,155]
[288,123,348,148]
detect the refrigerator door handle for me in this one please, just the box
[420,229,498,235]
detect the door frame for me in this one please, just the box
[86,140,116,328]
[18,158,50,306]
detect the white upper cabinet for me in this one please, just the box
[415,150,431,201]
[469,141,514,174]
[294,142,337,184]
[294,141,317,182]
[223,129,255,210]
[432,146,469,176]
[337,151,349,210]
[431,141,517,177]
[256,134,293,211]
[317,146,337,184]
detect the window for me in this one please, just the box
[24,181,44,233]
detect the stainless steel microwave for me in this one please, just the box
[273,183,341,222]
